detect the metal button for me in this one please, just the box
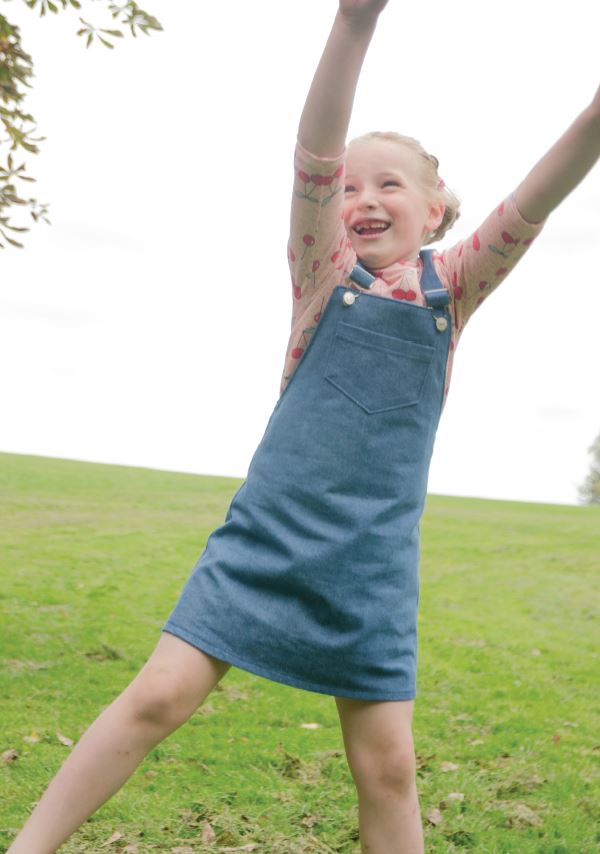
[342,291,356,306]
[435,316,448,332]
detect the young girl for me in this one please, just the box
[8,2,599,852]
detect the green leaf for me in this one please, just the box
[20,141,39,154]
[293,191,318,204]
[0,231,24,248]
[98,36,115,49]
[5,193,26,204]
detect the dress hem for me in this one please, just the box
[162,621,417,703]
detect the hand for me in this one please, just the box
[339,0,389,22]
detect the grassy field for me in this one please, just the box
[1,451,599,853]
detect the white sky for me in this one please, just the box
[1,0,599,506]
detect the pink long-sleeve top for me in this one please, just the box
[280,141,547,408]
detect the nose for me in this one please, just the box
[356,189,378,210]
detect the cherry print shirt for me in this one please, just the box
[281,140,547,408]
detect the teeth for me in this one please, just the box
[355,221,389,234]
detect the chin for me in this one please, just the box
[357,251,389,270]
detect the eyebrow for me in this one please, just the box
[345,171,407,181]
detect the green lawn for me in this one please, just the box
[1,452,599,853]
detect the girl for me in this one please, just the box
[8,2,599,853]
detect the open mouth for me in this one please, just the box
[353,220,391,236]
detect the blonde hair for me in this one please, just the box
[348,131,461,245]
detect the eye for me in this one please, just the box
[382,180,401,188]
[344,184,356,193]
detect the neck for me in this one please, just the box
[360,252,421,271]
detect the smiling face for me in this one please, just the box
[344,138,445,268]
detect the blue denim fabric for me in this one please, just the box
[164,249,451,700]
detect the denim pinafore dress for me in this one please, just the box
[164,249,451,701]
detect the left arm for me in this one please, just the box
[514,85,600,224]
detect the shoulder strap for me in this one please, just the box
[419,249,450,308]
[349,263,376,290]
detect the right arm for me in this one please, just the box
[281,2,389,395]
[298,0,389,158]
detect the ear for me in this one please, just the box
[426,203,445,233]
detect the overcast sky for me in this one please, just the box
[1,0,599,505]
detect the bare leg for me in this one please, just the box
[7,633,231,854]
[335,697,424,854]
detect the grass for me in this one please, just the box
[1,451,599,853]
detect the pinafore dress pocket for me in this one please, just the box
[324,321,434,414]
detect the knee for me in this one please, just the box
[351,743,417,796]
[125,669,198,731]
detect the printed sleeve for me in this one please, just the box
[288,141,356,328]
[439,192,548,334]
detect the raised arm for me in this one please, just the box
[514,84,600,224]
[298,0,389,158]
